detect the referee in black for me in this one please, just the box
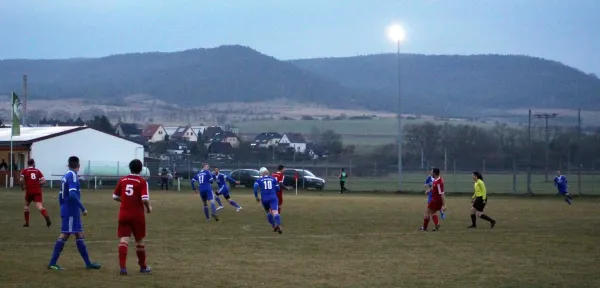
[468,171,496,229]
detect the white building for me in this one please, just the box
[0,126,145,182]
[141,124,167,142]
[279,133,307,153]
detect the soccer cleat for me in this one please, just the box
[23,223,29,228]
[418,227,428,232]
[140,267,152,274]
[432,224,441,231]
[48,264,65,271]
[467,225,477,229]
[491,220,496,229]
[236,207,243,212]
[217,206,224,211]
[86,263,102,269]
[120,269,128,276]
[212,214,219,221]
[275,226,283,234]
[45,216,52,228]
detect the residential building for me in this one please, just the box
[171,126,198,142]
[202,126,224,140]
[251,132,282,148]
[141,124,167,142]
[209,131,240,148]
[279,133,307,153]
[115,122,141,138]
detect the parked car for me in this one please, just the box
[282,169,325,190]
[229,169,260,188]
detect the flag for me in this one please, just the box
[11,91,21,136]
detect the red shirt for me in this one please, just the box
[272,172,284,192]
[431,177,445,202]
[20,167,45,194]
[113,174,149,221]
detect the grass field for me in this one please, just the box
[1,189,599,288]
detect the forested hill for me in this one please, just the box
[291,54,600,114]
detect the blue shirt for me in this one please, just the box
[191,169,213,191]
[554,175,568,192]
[253,176,280,199]
[214,173,236,189]
[59,170,85,217]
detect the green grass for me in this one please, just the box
[0,190,599,287]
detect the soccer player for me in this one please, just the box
[254,167,283,234]
[191,163,218,221]
[212,167,242,211]
[554,170,572,205]
[272,164,287,214]
[20,159,51,227]
[468,172,496,228]
[339,168,349,193]
[419,168,445,232]
[424,170,445,219]
[48,156,101,271]
[113,159,152,275]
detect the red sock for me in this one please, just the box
[24,210,30,224]
[40,208,49,218]
[423,217,430,229]
[432,215,439,225]
[136,245,147,268]
[118,243,128,270]
[278,207,281,214]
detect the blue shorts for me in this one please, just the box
[200,189,215,202]
[427,192,432,204]
[217,186,230,198]
[558,190,568,195]
[261,196,279,213]
[61,215,83,234]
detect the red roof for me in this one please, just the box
[141,124,162,137]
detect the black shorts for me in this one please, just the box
[473,197,486,212]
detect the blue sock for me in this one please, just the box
[229,199,240,208]
[203,206,210,220]
[267,214,275,227]
[49,238,67,266]
[274,214,281,226]
[210,202,217,215]
[565,197,572,205]
[76,238,92,266]
[215,197,223,207]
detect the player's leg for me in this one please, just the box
[118,221,132,275]
[261,200,275,228]
[23,196,31,227]
[468,206,477,228]
[561,190,572,205]
[35,195,51,227]
[132,220,151,273]
[214,190,224,209]
[276,191,283,214]
[223,192,241,210]
[206,191,219,221]
[73,217,101,269]
[48,232,70,270]
[200,192,211,221]
[270,199,282,234]
[431,211,440,230]
[474,199,495,228]
[420,207,434,231]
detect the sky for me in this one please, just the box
[1,0,599,74]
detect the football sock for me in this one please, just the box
[422,216,430,229]
[267,214,275,227]
[274,214,281,226]
[40,208,49,218]
[49,238,67,266]
[278,207,281,214]
[136,245,147,268]
[215,197,223,207]
[118,242,128,269]
[480,214,494,223]
[432,215,439,225]
[229,199,240,208]
[203,206,210,220]
[24,208,30,225]
[471,214,477,226]
[210,202,217,215]
[76,238,92,266]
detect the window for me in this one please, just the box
[158,131,163,135]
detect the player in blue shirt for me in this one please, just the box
[425,170,445,219]
[191,163,219,221]
[48,156,101,271]
[253,167,283,234]
[554,170,572,205]
[212,167,242,211]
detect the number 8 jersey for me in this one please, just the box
[113,174,150,221]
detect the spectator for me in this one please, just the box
[339,168,349,194]
[0,159,7,171]
[160,168,170,190]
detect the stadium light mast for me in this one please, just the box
[387,24,406,191]
[534,113,558,182]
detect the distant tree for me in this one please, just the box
[49,109,71,121]
[164,134,170,142]
[317,129,343,156]
[78,108,105,121]
[301,115,314,120]
[27,109,48,124]
[86,115,114,134]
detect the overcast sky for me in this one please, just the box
[1,0,599,74]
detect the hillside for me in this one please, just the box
[0,45,378,110]
[291,54,600,115]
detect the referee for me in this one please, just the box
[468,172,496,229]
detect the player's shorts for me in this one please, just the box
[61,215,83,234]
[276,190,283,206]
[261,195,279,213]
[558,189,568,195]
[200,189,214,202]
[118,218,146,240]
[472,197,486,212]
[217,186,231,198]
[25,193,43,204]
[426,193,432,204]
[427,198,443,212]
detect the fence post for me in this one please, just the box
[578,163,582,196]
[94,176,97,190]
[374,161,377,177]
[592,160,596,195]
[178,177,181,191]
[512,159,517,194]
[453,160,456,193]
[117,161,120,177]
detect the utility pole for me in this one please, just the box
[527,109,532,194]
[22,75,28,125]
[577,108,582,195]
[534,113,558,182]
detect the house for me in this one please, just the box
[251,132,282,148]
[207,142,234,158]
[163,126,178,137]
[115,122,141,138]
[202,126,224,140]
[141,124,167,142]
[279,133,307,153]
[166,141,190,155]
[306,143,328,160]
[209,131,240,148]
[190,126,207,137]
[170,126,198,142]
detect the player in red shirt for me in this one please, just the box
[112,159,152,275]
[20,159,51,228]
[419,167,446,232]
[272,164,287,214]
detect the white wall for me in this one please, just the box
[31,128,145,180]
[149,126,166,142]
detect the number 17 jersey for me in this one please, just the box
[113,174,150,221]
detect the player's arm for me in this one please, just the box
[141,180,152,214]
[253,181,260,201]
[38,171,46,185]
[112,179,122,202]
[190,175,198,192]
[226,175,238,184]
[439,183,446,209]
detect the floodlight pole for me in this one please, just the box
[535,113,558,182]
[396,40,403,191]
